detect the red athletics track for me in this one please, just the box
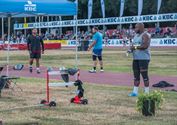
[1,65,177,91]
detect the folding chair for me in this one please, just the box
[0,66,5,97]
[0,65,4,75]
[0,66,22,97]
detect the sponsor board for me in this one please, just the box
[63,38,177,47]
[44,40,68,45]
[1,38,177,47]
[14,13,177,29]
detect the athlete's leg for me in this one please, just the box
[129,60,140,96]
[29,53,34,73]
[140,60,150,94]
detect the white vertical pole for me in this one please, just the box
[47,16,49,33]
[24,29,27,38]
[35,16,38,31]
[157,0,160,31]
[39,16,41,35]
[1,17,4,41]
[6,16,11,76]
[35,16,37,23]
[41,16,44,34]
[59,16,62,34]
[42,16,44,22]
[75,0,78,68]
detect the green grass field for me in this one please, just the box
[0,48,177,125]
[0,77,177,125]
[0,48,177,76]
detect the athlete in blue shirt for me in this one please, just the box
[88,27,104,73]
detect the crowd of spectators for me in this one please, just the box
[0,24,177,44]
[41,25,177,40]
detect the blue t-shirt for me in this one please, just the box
[92,32,103,50]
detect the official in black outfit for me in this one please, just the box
[27,29,44,74]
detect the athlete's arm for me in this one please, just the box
[137,33,150,50]
[27,36,31,51]
[40,37,44,53]
[88,40,96,51]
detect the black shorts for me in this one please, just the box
[92,49,102,56]
[92,49,103,61]
[92,55,102,61]
[133,60,150,71]
[30,52,41,59]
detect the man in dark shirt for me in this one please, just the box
[27,29,44,74]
